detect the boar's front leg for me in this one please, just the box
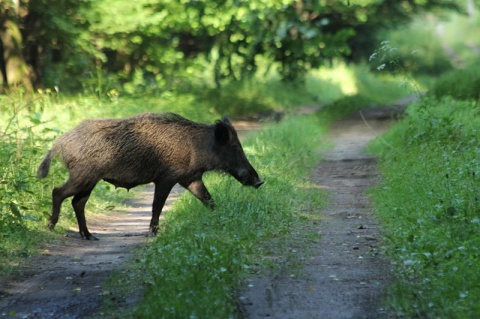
[180,180,215,210]
[150,183,175,235]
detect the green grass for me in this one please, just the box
[369,97,480,318]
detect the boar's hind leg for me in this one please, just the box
[72,187,97,240]
[49,182,84,229]
[150,183,175,235]
[49,178,97,237]
[180,180,215,210]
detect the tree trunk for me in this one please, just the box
[0,17,33,91]
[0,37,8,90]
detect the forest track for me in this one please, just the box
[239,106,404,319]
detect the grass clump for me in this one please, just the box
[369,97,480,318]
[127,115,326,318]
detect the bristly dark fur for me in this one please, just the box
[37,112,263,240]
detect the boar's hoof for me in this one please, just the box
[47,219,57,230]
[149,225,159,236]
[81,231,99,241]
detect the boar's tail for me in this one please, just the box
[37,150,54,179]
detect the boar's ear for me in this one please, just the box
[214,117,232,144]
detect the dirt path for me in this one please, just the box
[0,111,397,318]
[239,107,399,319]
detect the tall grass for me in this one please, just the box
[369,97,480,318]
[0,93,135,275]
[0,93,61,274]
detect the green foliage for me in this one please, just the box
[1,0,459,91]
[87,0,457,86]
[370,97,480,318]
[1,0,96,89]
[436,9,480,67]
[0,94,64,273]
[194,74,344,117]
[130,115,326,318]
[429,64,480,101]
[368,40,427,96]
[353,64,416,103]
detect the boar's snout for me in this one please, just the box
[235,167,264,189]
[254,178,265,189]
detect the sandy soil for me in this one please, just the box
[0,110,399,318]
[238,107,400,319]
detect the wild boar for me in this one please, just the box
[37,112,264,240]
